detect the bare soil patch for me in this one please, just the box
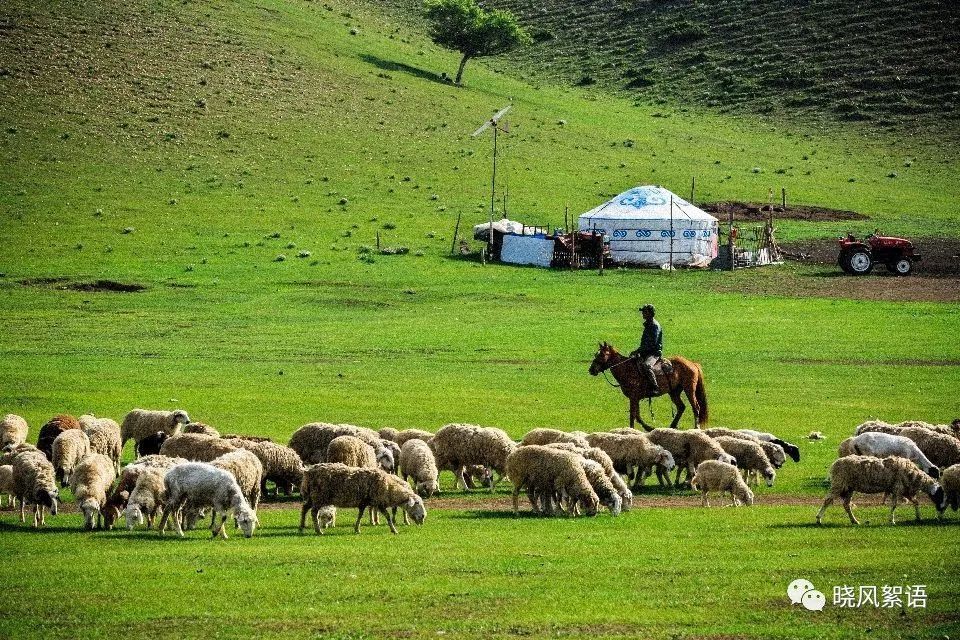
[780,236,960,276]
[20,278,147,293]
[702,201,868,222]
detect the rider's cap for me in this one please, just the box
[640,304,655,315]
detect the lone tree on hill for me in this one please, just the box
[424,0,531,85]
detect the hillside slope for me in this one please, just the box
[384,0,960,133]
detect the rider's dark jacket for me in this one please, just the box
[638,319,663,358]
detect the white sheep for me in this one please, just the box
[838,432,940,478]
[431,423,517,491]
[520,428,591,449]
[0,464,14,507]
[122,455,188,530]
[224,438,304,496]
[11,449,59,526]
[399,439,440,498]
[120,408,191,456]
[505,445,600,517]
[937,464,960,519]
[51,429,90,486]
[70,453,117,530]
[298,463,426,535]
[159,433,238,462]
[393,429,435,446]
[0,414,28,448]
[712,436,776,487]
[690,460,754,507]
[543,442,632,510]
[586,431,675,489]
[80,415,122,474]
[647,428,735,486]
[816,455,945,525]
[326,435,378,469]
[158,463,258,539]
[211,449,264,511]
[288,423,394,471]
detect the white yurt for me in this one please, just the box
[578,185,719,267]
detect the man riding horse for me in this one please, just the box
[631,304,662,395]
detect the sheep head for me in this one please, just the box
[656,448,675,471]
[36,488,58,515]
[80,497,100,529]
[124,504,144,531]
[415,479,439,498]
[928,484,946,512]
[403,495,426,525]
[763,467,776,488]
[236,506,258,538]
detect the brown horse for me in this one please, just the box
[588,342,709,431]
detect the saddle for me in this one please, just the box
[655,357,674,376]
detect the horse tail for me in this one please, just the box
[695,366,709,427]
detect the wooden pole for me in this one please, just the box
[690,176,695,204]
[781,187,786,211]
[450,211,462,255]
[564,205,569,233]
[488,125,497,254]
[376,230,380,252]
[571,227,577,271]
[669,195,674,274]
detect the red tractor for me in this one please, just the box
[838,232,921,276]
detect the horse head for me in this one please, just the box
[589,341,616,376]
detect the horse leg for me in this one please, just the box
[669,390,686,429]
[628,397,638,429]
[683,379,702,429]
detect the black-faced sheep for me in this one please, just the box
[136,431,169,456]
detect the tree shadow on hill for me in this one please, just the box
[359,53,450,85]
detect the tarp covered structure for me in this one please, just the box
[578,186,719,267]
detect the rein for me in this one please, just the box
[597,356,636,389]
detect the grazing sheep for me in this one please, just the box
[461,465,493,489]
[431,423,517,491]
[121,455,189,530]
[0,465,14,507]
[838,432,940,478]
[326,435,378,469]
[816,455,945,525]
[378,427,400,442]
[0,414,28,448]
[690,460,754,507]
[11,449,59,526]
[937,465,960,519]
[382,440,402,475]
[80,415,122,474]
[51,429,91,486]
[393,429,435,446]
[136,431,169,456]
[543,442,632,510]
[586,431,675,489]
[160,433,238,462]
[735,429,801,463]
[288,423,394,471]
[578,459,622,516]
[505,445,600,517]
[224,439,304,496]
[211,449,263,511]
[298,463,426,535]
[647,428,735,487]
[183,422,221,438]
[895,420,960,440]
[712,436,776,487]
[70,453,117,530]
[158,462,258,539]
[120,408,190,456]
[399,439,440,498]
[703,428,786,468]
[521,428,591,449]
[36,414,81,461]
[895,427,960,469]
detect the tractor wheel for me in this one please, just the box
[887,258,913,276]
[848,250,873,275]
[838,252,854,274]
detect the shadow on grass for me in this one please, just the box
[359,54,449,85]
[769,517,953,529]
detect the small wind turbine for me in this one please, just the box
[472,105,512,249]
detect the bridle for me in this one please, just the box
[594,353,636,388]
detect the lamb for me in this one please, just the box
[288,423,394,471]
[159,433,238,462]
[100,454,183,529]
[120,408,191,456]
[223,439,304,496]
[393,429,435,446]
[0,414,28,448]
[646,428,735,486]
[937,464,960,519]
[816,455,945,525]
[298,463,427,535]
[399,439,440,498]
[543,442,632,510]
[703,428,787,469]
[431,423,518,491]
[895,427,960,469]
[586,431,675,489]
[690,460,754,507]
[504,445,600,517]
[520,428,591,449]
[137,431,169,456]
[837,432,940,478]
[70,453,117,530]
[36,414,81,461]
[0,465,14,507]
[183,422,221,438]
[11,449,59,526]
[734,429,801,463]
[80,415,122,474]
[326,435,378,469]
[121,455,189,530]
[51,429,91,486]
[712,436,776,487]
[158,462,258,538]
[211,449,263,511]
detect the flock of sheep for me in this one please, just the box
[1,410,958,539]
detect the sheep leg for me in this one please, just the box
[512,487,520,515]
[701,491,709,507]
[354,504,366,533]
[382,507,398,534]
[909,496,922,522]
[299,501,310,533]
[454,467,467,490]
[173,499,188,537]
[19,498,25,523]
[215,514,229,539]
[842,494,859,525]
[815,494,835,524]
[888,492,902,525]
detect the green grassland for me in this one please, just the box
[1,0,959,637]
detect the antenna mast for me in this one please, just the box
[472,104,512,252]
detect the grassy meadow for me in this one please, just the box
[1,0,959,638]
